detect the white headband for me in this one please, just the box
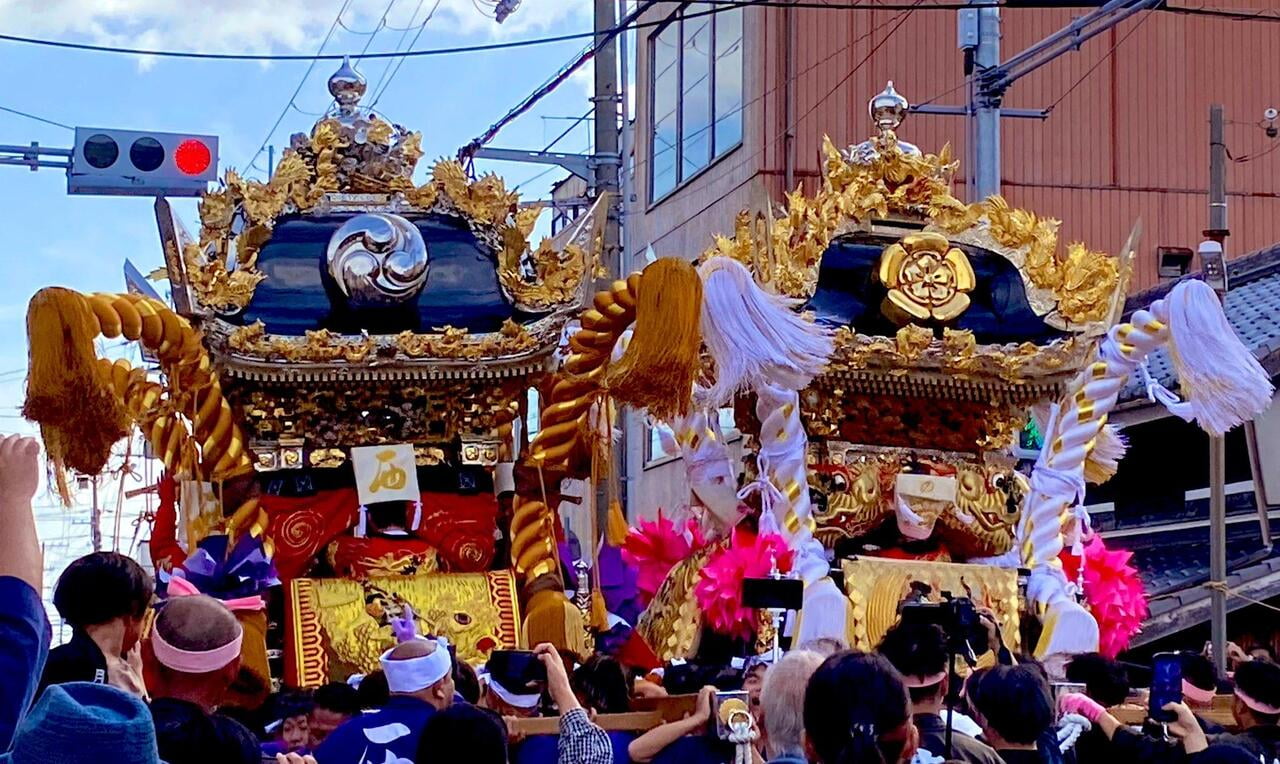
[480,672,541,709]
[380,637,452,693]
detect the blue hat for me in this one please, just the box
[1,683,159,764]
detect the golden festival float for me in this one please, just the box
[22,70,1274,697]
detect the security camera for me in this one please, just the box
[1266,108,1279,139]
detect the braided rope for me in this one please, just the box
[1024,304,1170,603]
[510,277,638,590]
[72,291,263,540]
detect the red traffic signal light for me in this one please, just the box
[174,139,212,176]
[70,127,218,197]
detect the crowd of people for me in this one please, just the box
[3,432,1280,764]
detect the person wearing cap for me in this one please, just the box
[478,668,541,719]
[0,435,51,752]
[1,682,161,764]
[314,636,455,764]
[878,620,1002,764]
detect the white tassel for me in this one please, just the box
[1164,279,1274,436]
[1083,424,1127,485]
[410,500,422,531]
[696,257,833,408]
[355,505,368,538]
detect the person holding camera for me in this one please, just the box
[878,621,1002,764]
[532,642,614,764]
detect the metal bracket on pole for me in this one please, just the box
[911,105,1049,120]
[471,147,594,181]
[0,142,72,171]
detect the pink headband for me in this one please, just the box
[1236,688,1280,716]
[902,671,947,689]
[151,625,243,673]
[1182,679,1216,706]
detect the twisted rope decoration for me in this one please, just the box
[1024,304,1170,605]
[46,289,263,540]
[670,407,743,536]
[753,384,827,584]
[510,276,639,589]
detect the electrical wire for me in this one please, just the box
[627,2,923,191]
[354,0,400,63]
[244,0,354,175]
[0,1,990,63]
[1044,10,1150,113]
[0,103,74,131]
[370,0,445,107]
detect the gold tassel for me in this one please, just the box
[590,590,609,631]
[605,258,702,422]
[22,288,127,492]
[522,588,588,658]
[606,500,629,547]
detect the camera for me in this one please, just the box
[899,591,991,661]
[710,690,753,741]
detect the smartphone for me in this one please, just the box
[742,577,803,610]
[1148,651,1182,723]
[487,649,547,688]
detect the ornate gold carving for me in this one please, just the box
[827,327,1090,387]
[841,557,1020,652]
[810,450,1020,557]
[229,377,526,447]
[185,119,586,315]
[879,233,975,323]
[635,544,717,662]
[699,127,1120,327]
[287,573,520,683]
[224,317,542,365]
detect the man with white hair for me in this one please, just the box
[314,637,455,764]
[760,650,825,764]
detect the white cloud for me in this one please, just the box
[0,0,591,62]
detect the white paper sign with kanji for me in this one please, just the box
[351,444,420,505]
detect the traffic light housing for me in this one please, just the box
[69,127,218,197]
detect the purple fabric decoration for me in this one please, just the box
[166,533,280,601]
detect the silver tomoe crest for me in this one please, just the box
[326,213,429,308]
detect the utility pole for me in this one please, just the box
[90,475,102,552]
[1205,103,1230,673]
[593,0,623,279]
[964,0,1163,201]
[972,0,1001,199]
[594,0,624,530]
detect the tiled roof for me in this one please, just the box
[1118,243,1280,403]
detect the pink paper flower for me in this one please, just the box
[1062,535,1149,658]
[695,526,794,638]
[623,508,708,607]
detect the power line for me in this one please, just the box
[370,0,444,107]
[625,1,922,213]
[1045,9,1152,113]
[244,0,354,176]
[628,4,917,184]
[354,0,400,63]
[0,1,997,64]
[0,104,73,131]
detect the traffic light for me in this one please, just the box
[69,127,218,197]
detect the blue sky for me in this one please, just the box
[0,0,610,434]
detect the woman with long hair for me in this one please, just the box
[804,651,921,764]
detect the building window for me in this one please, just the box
[647,407,739,465]
[649,5,743,201]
